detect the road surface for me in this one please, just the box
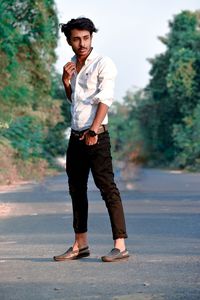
[0,166,200,300]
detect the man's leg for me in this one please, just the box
[54,135,91,262]
[89,132,128,249]
[66,136,90,249]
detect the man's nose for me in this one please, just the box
[80,39,85,47]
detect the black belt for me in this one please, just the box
[71,124,108,138]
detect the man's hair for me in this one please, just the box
[60,17,98,40]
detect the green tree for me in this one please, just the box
[173,103,200,170]
[109,89,148,163]
[144,10,200,165]
[0,0,69,183]
[0,0,58,113]
[109,10,200,169]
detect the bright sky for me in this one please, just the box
[55,0,199,101]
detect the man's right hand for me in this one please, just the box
[62,62,76,85]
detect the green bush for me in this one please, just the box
[3,116,44,160]
[44,122,68,158]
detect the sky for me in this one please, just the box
[55,0,199,101]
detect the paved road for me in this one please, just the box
[0,167,200,300]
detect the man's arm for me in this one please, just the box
[90,102,109,133]
[81,102,109,146]
[63,82,72,102]
[62,62,76,102]
[81,57,117,146]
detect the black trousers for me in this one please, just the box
[66,131,128,240]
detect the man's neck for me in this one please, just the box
[76,48,93,73]
[76,47,93,63]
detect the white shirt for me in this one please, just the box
[69,49,117,131]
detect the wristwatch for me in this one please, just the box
[88,130,97,137]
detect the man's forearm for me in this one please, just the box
[90,102,109,132]
[63,81,72,102]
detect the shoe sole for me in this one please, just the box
[53,252,90,261]
[101,254,129,262]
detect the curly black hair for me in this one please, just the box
[60,17,98,40]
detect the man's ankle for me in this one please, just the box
[72,243,88,251]
[73,233,88,251]
[114,238,126,252]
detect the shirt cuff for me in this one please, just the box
[92,96,113,107]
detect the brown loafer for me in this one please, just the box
[101,248,129,262]
[53,246,90,261]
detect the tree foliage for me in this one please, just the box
[110,10,200,170]
[0,0,70,182]
[0,0,58,109]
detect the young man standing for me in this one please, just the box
[53,17,129,262]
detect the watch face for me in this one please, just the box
[89,130,96,137]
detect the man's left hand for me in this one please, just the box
[80,131,98,145]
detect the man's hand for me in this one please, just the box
[62,62,76,85]
[80,131,98,146]
[62,62,75,101]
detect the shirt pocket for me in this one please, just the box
[81,69,99,88]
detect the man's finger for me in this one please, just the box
[79,131,88,140]
[64,62,75,69]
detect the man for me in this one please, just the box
[53,17,129,262]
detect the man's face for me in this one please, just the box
[68,29,92,57]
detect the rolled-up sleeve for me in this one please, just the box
[93,57,117,107]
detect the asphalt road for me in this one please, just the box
[0,166,200,300]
